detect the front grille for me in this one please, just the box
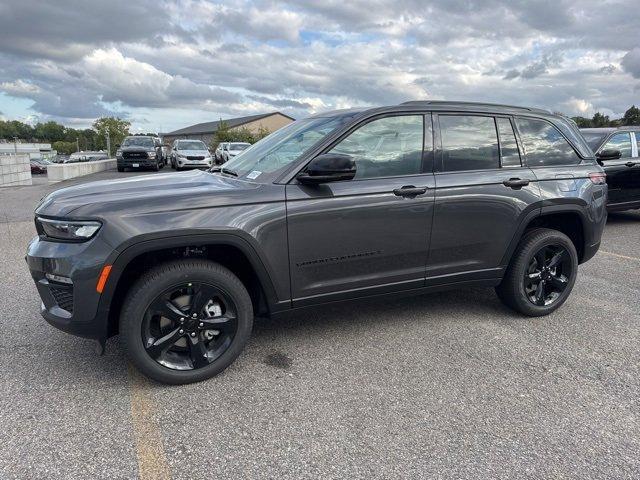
[123,151,148,159]
[187,156,205,160]
[50,285,74,313]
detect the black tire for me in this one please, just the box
[120,259,253,384]
[152,161,160,171]
[117,166,125,172]
[496,228,578,316]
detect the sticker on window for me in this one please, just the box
[246,170,262,179]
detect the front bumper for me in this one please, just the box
[25,234,113,340]
[117,157,157,168]
[176,158,212,168]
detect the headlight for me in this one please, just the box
[116,149,122,156]
[148,152,156,159]
[37,217,102,241]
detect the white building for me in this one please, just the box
[0,142,55,160]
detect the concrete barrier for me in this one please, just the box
[0,154,32,187]
[47,158,117,181]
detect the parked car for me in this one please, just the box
[170,139,213,170]
[27,101,606,385]
[221,142,250,163]
[580,127,640,212]
[30,158,50,174]
[116,136,164,172]
[213,142,226,164]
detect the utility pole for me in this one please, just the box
[76,137,79,152]
[13,136,18,154]
[106,129,111,158]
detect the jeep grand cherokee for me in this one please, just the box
[27,101,607,384]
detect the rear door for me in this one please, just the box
[598,131,635,204]
[428,113,540,281]
[286,114,435,305]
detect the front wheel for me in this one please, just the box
[120,260,253,384]
[496,228,578,316]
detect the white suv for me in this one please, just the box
[171,140,213,170]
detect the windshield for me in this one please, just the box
[581,132,608,150]
[220,116,346,182]
[229,143,249,151]
[122,137,155,148]
[177,140,207,150]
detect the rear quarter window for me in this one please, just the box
[516,117,581,167]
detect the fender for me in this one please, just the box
[500,199,591,267]
[95,230,290,326]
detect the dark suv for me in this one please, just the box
[116,136,164,172]
[580,127,640,211]
[27,101,607,384]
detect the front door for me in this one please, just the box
[599,131,635,205]
[286,114,435,306]
[428,113,541,281]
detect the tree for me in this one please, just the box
[591,112,610,128]
[572,116,592,128]
[621,105,640,126]
[52,141,77,155]
[92,117,131,156]
[34,121,66,142]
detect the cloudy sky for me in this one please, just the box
[0,0,639,132]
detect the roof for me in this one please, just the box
[580,126,640,132]
[401,100,552,114]
[164,112,295,136]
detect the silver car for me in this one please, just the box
[171,140,213,170]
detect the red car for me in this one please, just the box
[30,159,50,174]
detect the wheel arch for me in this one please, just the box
[97,231,287,338]
[502,204,590,268]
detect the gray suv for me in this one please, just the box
[26,101,607,384]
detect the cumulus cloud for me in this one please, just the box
[0,0,638,129]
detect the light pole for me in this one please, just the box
[106,130,111,158]
[13,136,18,154]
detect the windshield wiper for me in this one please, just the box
[220,167,238,177]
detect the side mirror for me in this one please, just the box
[297,153,356,184]
[596,149,622,161]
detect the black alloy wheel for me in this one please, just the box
[496,228,578,317]
[523,245,572,306]
[143,282,238,370]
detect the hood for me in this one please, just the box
[36,170,260,218]
[120,145,154,152]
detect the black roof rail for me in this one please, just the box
[400,100,550,114]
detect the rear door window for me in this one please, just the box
[439,115,499,172]
[602,132,632,158]
[516,118,581,167]
[496,118,521,167]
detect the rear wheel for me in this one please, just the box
[120,260,253,384]
[496,228,578,316]
[117,166,124,172]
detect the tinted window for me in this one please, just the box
[329,115,423,179]
[440,115,499,172]
[602,132,632,158]
[516,118,580,166]
[496,118,521,167]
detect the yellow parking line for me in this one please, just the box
[599,250,640,262]
[128,364,171,480]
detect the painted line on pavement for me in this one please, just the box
[600,250,640,262]
[128,364,171,480]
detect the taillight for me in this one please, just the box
[589,172,606,185]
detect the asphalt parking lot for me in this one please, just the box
[1,169,639,479]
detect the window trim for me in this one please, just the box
[289,112,434,183]
[513,116,584,168]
